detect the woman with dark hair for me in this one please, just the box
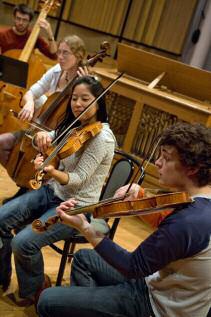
[0,75,116,305]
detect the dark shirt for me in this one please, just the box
[95,197,211,316]
[95,197,211,278]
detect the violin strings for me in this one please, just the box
[51,72,124,146]
[40,73,124,169]
[60,193,130,217]
[9,110,52,133]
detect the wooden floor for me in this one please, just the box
[0,166,152,317]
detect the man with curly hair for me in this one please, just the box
[38,122,211,317]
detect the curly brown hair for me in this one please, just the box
[159,122,211,186]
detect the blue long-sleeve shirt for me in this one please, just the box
[95,197,211,317]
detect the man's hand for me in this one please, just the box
[56,199,90,231]
[114,183,141,201]
[57,199,78,213]
[38,18,53,40]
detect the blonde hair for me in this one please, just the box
[59,35,86,61]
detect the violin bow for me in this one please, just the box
[123,136,161,198]
[39,72,124,171]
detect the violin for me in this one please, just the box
[29,121,103,190]
[32,191,193,232]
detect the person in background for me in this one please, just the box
[38,122,211,317]
[0,3,57,58]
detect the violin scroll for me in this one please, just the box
[32,215,61,233]
[29,171,45,190]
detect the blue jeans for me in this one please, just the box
[0,185,76,298]
[37,249,155,317]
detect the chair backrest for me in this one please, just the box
[100,149,144,240]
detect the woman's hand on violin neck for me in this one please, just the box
[34,154,44,170]
[35,131,52,153]
[18,100,35,122]
[114,183,141,201]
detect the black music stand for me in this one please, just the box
[0,55,28,88]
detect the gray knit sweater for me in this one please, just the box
[49,123,116,206]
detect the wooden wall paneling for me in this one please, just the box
[108,0,128,35]
[123,101,144,152]
[70,0,89,26]
[142,0,166,45]
[94,0,110,32]
[62,0,73,20]
[122,0,199,54]
[124,0,151,41]
[153,0,198,54]
[67,0,128,35]
[98,0,112,31]
[94,0,109,32]
[117,43,211,102]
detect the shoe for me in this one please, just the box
[0,271,11,292]
[2,187,28,205]
[2,277,11,292]
[6,292,34,307]
[8,274,51,308]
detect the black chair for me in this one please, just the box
[50,149,144,286]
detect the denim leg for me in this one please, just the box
[0,186,53,283]
[37,250,153,317]
[71,249,126,287]
[12,208,77,298]
[0,238,12,287]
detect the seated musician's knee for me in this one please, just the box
[0,132,17,166]
[72,249,94,267]
[0,132,16,149]
[37,288,49,314]
[11,230,35,256]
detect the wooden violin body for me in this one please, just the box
[32,191,193,232]
[30,121,103,190]
[91,191,192,218]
